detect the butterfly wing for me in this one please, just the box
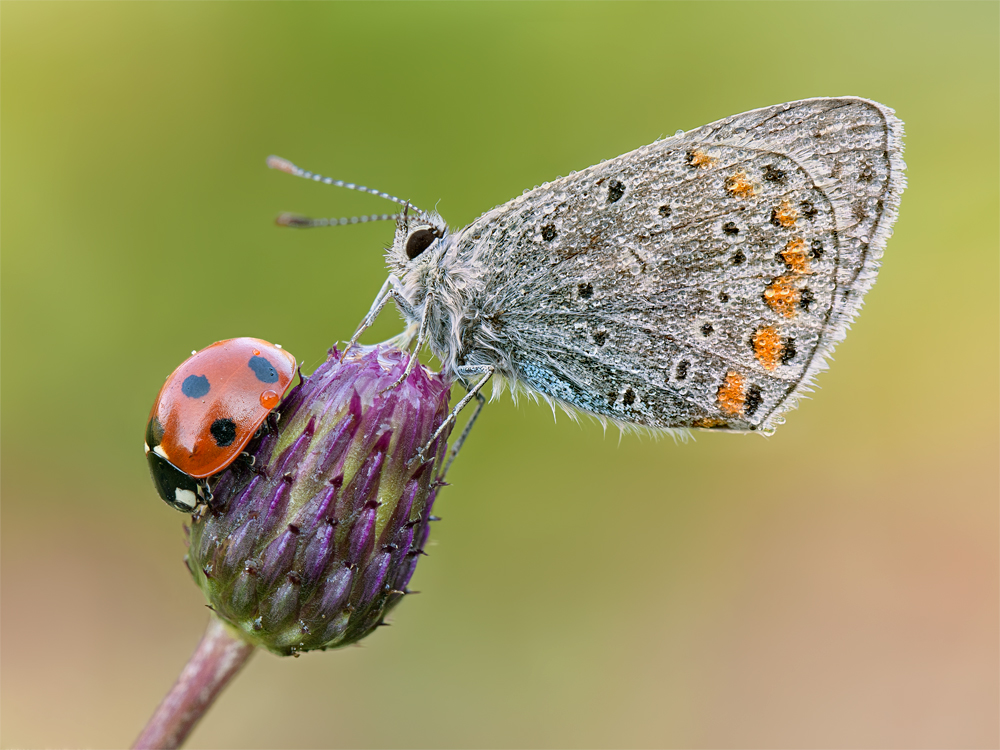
[449,97,905,432]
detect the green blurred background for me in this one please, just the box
[2,2,997,747]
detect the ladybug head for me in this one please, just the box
[145,447,207,512]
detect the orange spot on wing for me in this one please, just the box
[764,275,800,318]
[780,237,809,274]
[717,371,746,416]
[724,170,756,199]
[688,149,717,168]
[692,417,728,429]
[771,198,798,228]
[752,326,784,371]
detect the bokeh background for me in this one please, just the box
[2,2,997,748]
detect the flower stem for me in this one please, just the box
[133,616,256,750]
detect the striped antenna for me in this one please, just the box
[275,211,402,228]
[267,155,430,223]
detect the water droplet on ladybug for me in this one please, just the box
[253,349,261,356]
[260,390,280,409]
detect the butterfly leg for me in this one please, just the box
[410,363,494,469]
[437,387,487,482]
[341,274,416,360]
[381,289,434,391]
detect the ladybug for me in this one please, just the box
[145,337,297,512]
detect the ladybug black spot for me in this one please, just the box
[248,356,279,383]
[181,374,210,398]
[210,418,237,448]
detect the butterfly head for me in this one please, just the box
[387,209,449,277]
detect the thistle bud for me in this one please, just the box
[185,344,453,655]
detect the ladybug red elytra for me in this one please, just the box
[145,337,297,512]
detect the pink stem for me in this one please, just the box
[133,616,256,750]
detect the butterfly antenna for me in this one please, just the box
[275,211,404,228]
[267,155,431,226]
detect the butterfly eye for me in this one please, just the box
[405,228,439,260]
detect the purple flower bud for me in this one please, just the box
[185,344,453,655]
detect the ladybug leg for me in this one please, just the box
[342,275,415,360]
[248,411,279,444]
[236,417,276,469]
[198,480,213,503]
[191,480,216,517]
[235,451,269,481]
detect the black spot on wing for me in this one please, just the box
[781,337,797,364]
[858,159,875,182]
[763,164,787,184]
[182,374,210,398]
[210,418,237,448]
[248,355,280,383]
[744,386,763,418]
[799,287,815,312]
